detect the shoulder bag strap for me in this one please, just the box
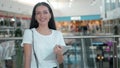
[31,30,39,68]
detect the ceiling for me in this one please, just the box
[0,0,102,17]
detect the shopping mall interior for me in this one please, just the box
[0,0,120,68]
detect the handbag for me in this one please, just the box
[31,30,39,68]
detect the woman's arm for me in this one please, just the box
[54,45,64,64]
[23,43,32,68]
[56,52,64,64]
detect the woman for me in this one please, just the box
[21,2,66,68]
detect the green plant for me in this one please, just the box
[0,21,4,26]
[4,19,9,26]
[14,28,23,68]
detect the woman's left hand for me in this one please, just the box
[54,45,63,55]
[54,45,64,64]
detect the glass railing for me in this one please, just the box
[63,35,120,68]
[119,0,120,7]
[0,35,120,68]
[0,37,23,68]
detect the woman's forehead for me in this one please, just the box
[35,5,49,11]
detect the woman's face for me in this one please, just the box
[35,5,51,25]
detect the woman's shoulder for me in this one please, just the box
[24,29,31,32]
[24,28,35,32]
[52,30,62,34]
[52,30,63,36]
[24,28,35,34]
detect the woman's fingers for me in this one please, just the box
[54,45,63,54]
[56,45,63,51]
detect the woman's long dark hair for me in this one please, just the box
[29,2,56,30]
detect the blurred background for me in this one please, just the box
[0,0,120,68]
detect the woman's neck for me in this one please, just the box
[36,27,51,35]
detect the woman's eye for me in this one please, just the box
[43,11,48,14]
[35,12,40,15]
[35,11,49,15]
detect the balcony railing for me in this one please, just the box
[0,35,120,68]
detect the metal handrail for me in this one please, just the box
[64,35,120,38]
[0,35,120,40]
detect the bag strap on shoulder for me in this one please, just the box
[31,30,39,68]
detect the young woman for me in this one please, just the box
[21,2,66,68]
